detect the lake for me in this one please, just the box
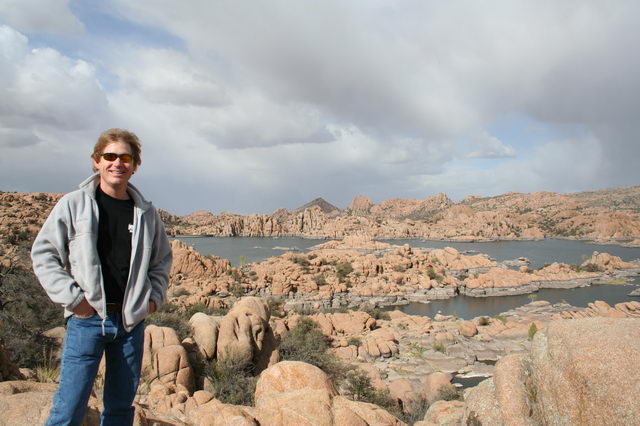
[176,236,640,318]
[176,236,640,268]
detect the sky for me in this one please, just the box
[1,0,639,215]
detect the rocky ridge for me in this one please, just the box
[158,186,640,241]
[3,187,640,252]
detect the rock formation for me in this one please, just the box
[464,318,640,425]
[254,361,404,425]
[155,186,640,241]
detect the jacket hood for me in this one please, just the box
[79,173,152,211]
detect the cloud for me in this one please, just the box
[0,25,111,193]
[114,48,229,107]
[2,2,640,215]
[0,0,83,34]
[0,26,109,133]
[467,133,516,159]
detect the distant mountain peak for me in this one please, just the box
[294,197,340,214]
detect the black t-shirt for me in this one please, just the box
[95,186,134,304]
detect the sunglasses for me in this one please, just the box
[100,152,134,163]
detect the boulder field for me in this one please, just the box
[1,296,639,425]
[168,236,639,312]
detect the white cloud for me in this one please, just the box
[0,26,109,135]
[0,0,83,34]
[0,25,110,193]
[2,2,640,214]
[114,48,229,107]
[467,133,516,159]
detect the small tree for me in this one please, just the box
[528,323,538,340]
[278,316,346,384]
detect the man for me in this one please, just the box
[31,128,173,425]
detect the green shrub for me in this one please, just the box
[336,263,353,282]
[278,316,346,384]
[344,368,396,410]
[432,342,446,353]
[361,304,391,321]
[434,386,463,402]
[183,303,223,318]
[528,322,538,340]
[229,281,244,297]
[408,342,427,358]
[265,297,284,317]
[427,266,437,280]
[493,314,507,324]
[145,303,191,341]
[0,264,63,368]
[347,337,362,347]
[205,355,257,406]
[581,263,603,273]
[320,306,350,314]
[314,274,327,286]
[478,316,490,326]
[227,268,243,284]
[291,256,310,267]
[398,397,431,424]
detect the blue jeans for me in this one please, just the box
[46,312,145,426]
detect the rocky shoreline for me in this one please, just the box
[167,236,640,316]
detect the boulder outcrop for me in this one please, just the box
[463,318,640,425]
[254,361,404,426]
[215,297,279,373]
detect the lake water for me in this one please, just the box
[379,238,640,270]
[394,282,639,320]
[176,236,640,318]
[176,236,326,265]
[176,236,640,268]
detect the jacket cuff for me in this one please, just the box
[67,291,86,311]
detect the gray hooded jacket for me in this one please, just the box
[31,174,173,332]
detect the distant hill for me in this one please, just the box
[2,186,639,246]
[293,197,340,214]
[568,185,640,213]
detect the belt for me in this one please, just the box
[106,303,123,313]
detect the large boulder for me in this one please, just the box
[464,318,640,425]
[332,396,406,426]
[189,312,221,360]
[187,398,258,425]
[216,297,278,372]
[0,381,100,425]
[255,361,337,426]
[530,318,640,425]
[254,361,403,426]
[420,372,455,404]
[417,400,465,426]
[150,344,195,394]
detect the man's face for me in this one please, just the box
[92,140,137,190]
